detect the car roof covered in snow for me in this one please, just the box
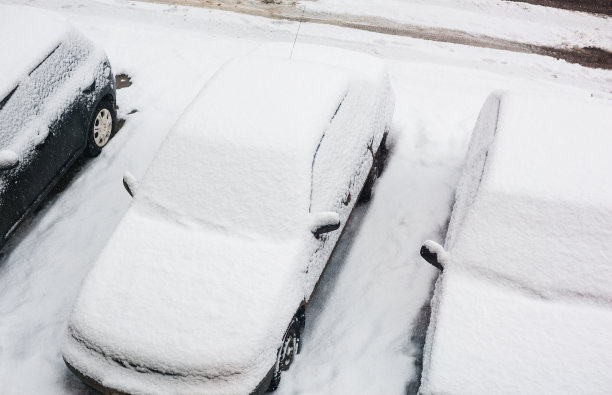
[421,92,612,394]
[0,5,72,101]
[446,91,612,299]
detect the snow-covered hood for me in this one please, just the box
[65,205,306,389]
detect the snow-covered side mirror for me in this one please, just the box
[311,212,341,238]
[420,240,449,271]
[122,171,138,198]
[0,150,19,170]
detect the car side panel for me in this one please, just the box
[0,99,85,241]
[304,73,394,302]
[304,100,377,301]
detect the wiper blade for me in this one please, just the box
[0,86,17,112]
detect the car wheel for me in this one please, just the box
[267,319,301,392]
[85,99,115,157]
[375,133,388,177]
[359,170,375,203]
[359,134,388,204]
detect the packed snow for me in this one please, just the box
[421,92,612,395]
[63,50,393,394]
[0,0,610,394]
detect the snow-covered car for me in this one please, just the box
[419,92,612,395]
[0,6,116,250]
[63,44,394,394]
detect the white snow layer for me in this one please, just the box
[63,50,393,394]
[421,92,612,395]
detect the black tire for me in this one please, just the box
[85,99,115,157]
[359,134,388,204]
[375,134,388,177]
[359,172,375,203]
[267,318,301,392]
[267,369,281,393]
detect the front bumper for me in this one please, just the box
[64,358,274,395]
[62,331,274,395]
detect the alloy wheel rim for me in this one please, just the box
[93,108,112,147]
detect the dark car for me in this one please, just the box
[0,6,116,250]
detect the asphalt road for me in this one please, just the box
[507,0,612,16]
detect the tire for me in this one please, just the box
[267,318,301,392]
[359,134,388,204]
[85,99,115,157]
[359,171,375,203]
[375,134,388,177]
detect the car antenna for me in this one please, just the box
[290,5,306,60]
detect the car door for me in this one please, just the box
[303,96,375,300]
[0,46,88,243]
[27,42,90,181]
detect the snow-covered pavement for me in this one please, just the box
[143,0,612,68]
[0,1,610,394]
[304,0,612,50]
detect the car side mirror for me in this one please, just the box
[420,240,448,271]
[311,212,341,238]
[0,150,19,170]
[122,171,138,198]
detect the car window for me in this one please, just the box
[0,35,89,151]
[27,44,83,107]
[309,95,352,213]
[137,132,312,239]
[28,44,60,77]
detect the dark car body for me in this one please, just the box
[0,9,116,250]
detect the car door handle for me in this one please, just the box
[342,192,351,206]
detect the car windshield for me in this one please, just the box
[136,133,312,239]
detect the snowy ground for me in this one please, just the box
[303,0,612,50]
[0,0,610,394]
[143,0,612,69]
